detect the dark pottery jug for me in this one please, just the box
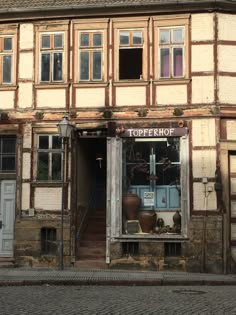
[122,193,141,220]
[138,210,157,233]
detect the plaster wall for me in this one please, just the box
[21,183,30,210]
[192,119,216,147]
[19,52,33,80]
[218,46,236,72]
[191,45,214,72]
[0,91,14,109]
[191,14,214,41]
[34,187,62,210]
[37,89,66,108]
[192,76,214,103]
[19,24,34,49]
[22,153,31,180]
[231,224,236,240]
[18,83,33,108]
[75,88,105,107]
[218,14,236,41]
[226,121,236,140]
[192,149,216,178]
[116,86,146,106]
[193,182,217,210]
[156,85,187,105]
[218,76,236,104]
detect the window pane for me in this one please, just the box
[80,33,89,47]
[173,29,184,43]
[80,51,89,80]
[160,48,170,78]
[2,156,15,171]
[93,51,101,80]
[93,33,102,47]
[52,136,62,149]
[173,48,183,77]
[4,38,12,51]
[52,153,62,180]
[120,32,129,45]
[133,32,142,45]
[3,55,12,83]
[38,136,49,149]
[160,29,170,44]
[2,137,16,153]
[41,53,50,81]
[53,52,62,81]
[37,152,49,180]
[54,34,63,48]
[42,35,50,49]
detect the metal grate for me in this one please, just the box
[165,242,181,257]
[41,228,57,255]
[122,242,139,256]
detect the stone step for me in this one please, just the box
[0,257,17,268]
[80,240,106,247]
[74,259,108,270]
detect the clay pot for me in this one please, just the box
[138,210,157,233]
[122,193,141,220]
[173,210,181,226]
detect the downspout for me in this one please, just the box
[106,137,111,264]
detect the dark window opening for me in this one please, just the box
[165,242,181,256]
[0,135,16,173]
[41,228,57,255]
[122,242,139,256]
[119,48,142,80]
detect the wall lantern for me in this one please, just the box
[96,153,103,168]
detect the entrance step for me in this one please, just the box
[74,259,108,270]
[0,257,17,268]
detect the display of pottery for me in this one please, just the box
[138,210,157,233]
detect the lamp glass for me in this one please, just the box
[57,116,74,138]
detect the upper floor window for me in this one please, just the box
[159,27,184,78]
[79,32,103,81]
[40,33,64,82]
[37,135,62,181]
[119,30,143,80]
[0,135,16,173]
[0,36,13,84]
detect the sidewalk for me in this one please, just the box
[0,268,236,286]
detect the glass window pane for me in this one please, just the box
[3,55,12,83]
[93,33,102,46]
[52,136,62,149]
[52,153,62,180]
[160,48,170,78]
[173,48,183,77]
[80,33,89,47]
[4,38,12,51]
[93,51,101,80]
[37,152,49,180]
[80,51,89,80]
[173,28,184,43]
[38,135,49,149]
[160,29,170,44]
[2,137,16,153]
[133,32,142,45]
[41,53,50,81]
[120,32,129,45]
[54,34,63,48]
[42,35,50,49]
[53,52,62,81]
[2,156,15,171]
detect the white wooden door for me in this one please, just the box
[0,180,16,257]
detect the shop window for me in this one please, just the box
[37,135,62,181]
[165,242,181,256]
[122,242,139,256]
[41,227,57,255]
[39,33,64,82]
[0,135,16,173]
[119,30,143,80]
[79,32,103,81]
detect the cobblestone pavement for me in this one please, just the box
[0,285,236,315]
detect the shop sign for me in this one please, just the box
[122,127,188,138]
[144,192,155,207]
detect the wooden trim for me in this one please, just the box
[192,146,216,150]
[218,40,236,46]
[193,178,215,182]
[191,40,214,45]
[189,120,193,216]
[192,211,220,216]
[214,13,218,105]
[218,72,236,77]
[153,79,190,85]
[113,80,149,87]
[191,72,214,76]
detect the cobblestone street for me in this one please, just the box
[0,285,236,314]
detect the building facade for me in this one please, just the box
[0,0,235,273]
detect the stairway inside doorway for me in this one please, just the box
[74,208,107,269]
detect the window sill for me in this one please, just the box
[0,85,17,91]
[31,181,68,187]
[34,83,69,89]
[153,79,191,85]
[116,234,188,241]
[113,80,149,87]
[73,82,109,88]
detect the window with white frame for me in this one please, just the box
[0,36,13,84]
[159,27,184,79]
[119,30,143,80]
[37,135,62,181]
[40,33,64,82]
[79,32,103,81]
